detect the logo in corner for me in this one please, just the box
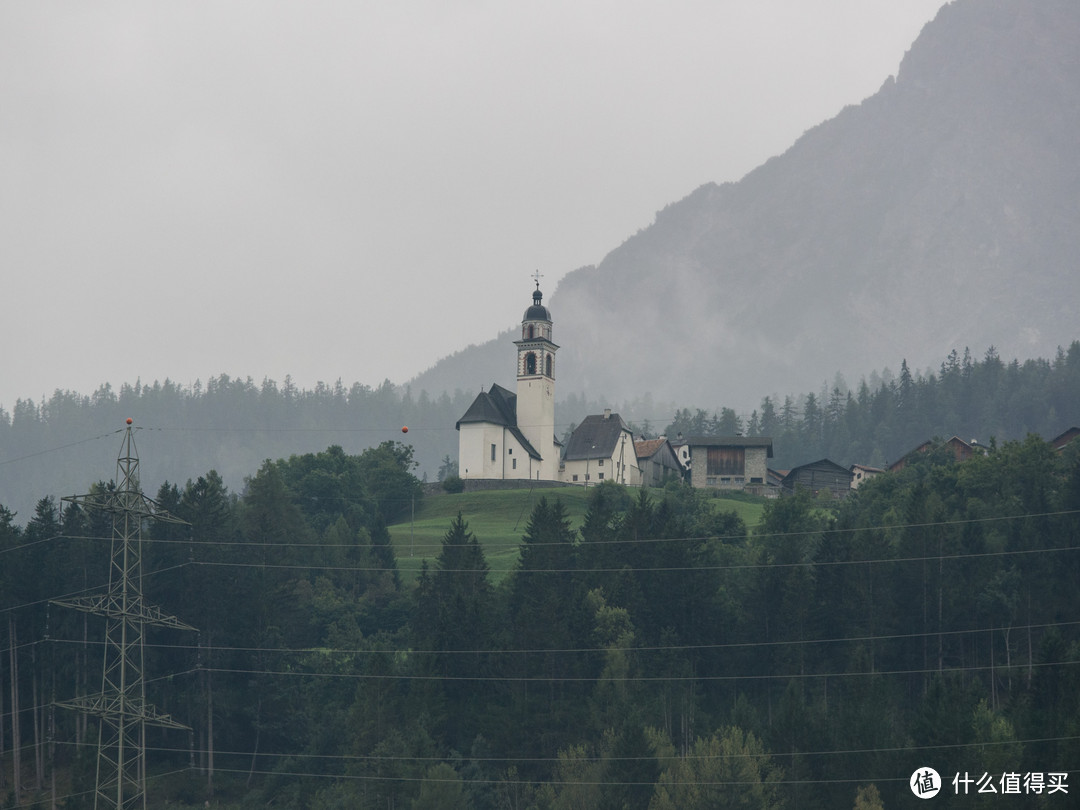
[911,767,942,798]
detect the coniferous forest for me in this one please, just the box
[2,342,1080,523]
[1,433,1079,807]
[0,343,1079,808]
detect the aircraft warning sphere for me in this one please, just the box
[401,426,409,433]
[126,418,133,425]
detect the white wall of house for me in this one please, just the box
[561,431,641,486]
[458,423,538,481]
[850,466,882,489]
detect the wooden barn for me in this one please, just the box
[780,458,853,499]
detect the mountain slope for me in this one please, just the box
[411,0,1080,409]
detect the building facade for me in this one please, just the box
[562,410,640,486]
[456,284,561,481]
[687,436,773,491]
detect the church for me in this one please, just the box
[456,281,642,486]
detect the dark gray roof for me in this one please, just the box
[456,383,516,428]
[686,435,774,458]
[523,287,551,322]
[782,458,852,481]
[455,383,542,460]
[563,413,632,461]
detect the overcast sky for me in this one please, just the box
[1,0,946,412]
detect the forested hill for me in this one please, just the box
[1,342,1079,524]
[410,0,1080,408]
[2,431,1079,807]
[666,342,1080,472]
[0,376,477,525]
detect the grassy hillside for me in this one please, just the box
[387,485,767,582]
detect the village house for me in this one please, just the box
[635,437,685,487]
[850,463,885,489]
[686,436,773,492]
[1050,427,1080,453]
[888,436,983,472]
[780,458,853,498]
[561,410,640,486]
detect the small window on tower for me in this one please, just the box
[525,353,537,375]
[546,355,553,377]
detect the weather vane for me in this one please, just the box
[532,269,544,289]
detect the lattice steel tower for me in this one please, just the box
[54,419,195,809]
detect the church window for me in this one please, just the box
[546,355,553,377]
[491,444,496,462]
[513,458,517,470]
[527,324,535,339]
[525,352,537,375]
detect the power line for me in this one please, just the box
[0,428,123,467]
[200,658,1080,684]
[43,618,1080,658]
[7,506,1079,555]
[184,542,1080,575]
[50,733,1080,766]
[2,542,1077,618]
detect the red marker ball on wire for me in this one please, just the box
[401,426,408,433]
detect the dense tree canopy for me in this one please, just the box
[1,345,1078,808]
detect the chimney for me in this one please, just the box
[603,409,611,419]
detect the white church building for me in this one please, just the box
[456,282,644,486]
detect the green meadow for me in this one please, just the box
[387,485,767,583]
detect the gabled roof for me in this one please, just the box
[686,435,774,458]
[783,458,852,480]
[634,438,668,460]
[888,435,980,471]
[850,463,885,473]
[456,383,517,428]
[456,383,542,460]
[1050,427,1080,452]
[563,412,633,461]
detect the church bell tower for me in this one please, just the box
[515,278,559,480]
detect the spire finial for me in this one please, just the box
[531,269,543,289]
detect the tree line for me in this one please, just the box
[664,341,1080,470]
[3,342,1078,523]
[2,432,1078,808]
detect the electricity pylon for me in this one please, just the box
[54,419,195,810]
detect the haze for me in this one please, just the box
[0,0,945,411]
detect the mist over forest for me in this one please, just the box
[410,0,1080,410]
[1,341,1077,526]
[3,1,1080,804]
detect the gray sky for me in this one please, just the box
[1,0,945,412]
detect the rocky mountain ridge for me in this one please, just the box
[411,0,1080,409]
